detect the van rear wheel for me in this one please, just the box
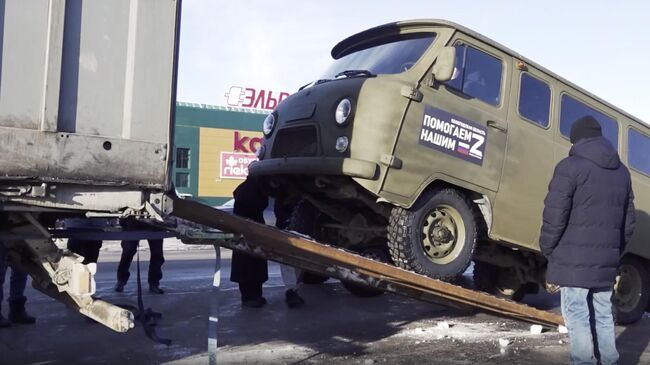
[613,256,650,325]
[387,188,479,281]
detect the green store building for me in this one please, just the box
[172,102,265,206]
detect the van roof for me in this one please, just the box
[333,19,647,128]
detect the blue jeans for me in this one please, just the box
[0,243,28,305]
[561,287,618,365]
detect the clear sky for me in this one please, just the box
[177,0,650,123]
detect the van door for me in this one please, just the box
[490,65,556,249]
[382,36,509,203]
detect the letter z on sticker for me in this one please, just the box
[418,106,488,166]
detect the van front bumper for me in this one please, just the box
[249,157,378,180]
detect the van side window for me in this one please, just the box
[629,129,650,176]
[518,73,550,127]
[446,43,502,106]
[560,94,618,148]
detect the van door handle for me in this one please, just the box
[487,120,508,133]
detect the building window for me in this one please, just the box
[446,43,503,106]
[176,148,190,169]
[518,73,551,127]
[175,172,189,188]
[629,129,650,176]
[559,94,618,148]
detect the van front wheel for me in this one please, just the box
[387,188,479,281]
[613,256,650,325]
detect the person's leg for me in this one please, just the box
[281,264,305,308]
[7,267,35,324]
[68,239,102,265]
[280,264,299,291]
[238,281,263,301]
[592,289,618,365]
[230,250,268,307]
[147,239,165,294]
[238,281,266,308]
[8,268,27,302]
[83,240,103,264]
[66,239,83,258]
[561,287,595,364]
[0,245,7,305]
[0,245,10,327]
[116,241,138,291]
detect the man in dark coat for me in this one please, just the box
[540,115,635,365]
[230,176,269,308]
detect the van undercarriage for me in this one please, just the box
[264,175,549,300]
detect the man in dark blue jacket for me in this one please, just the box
[540,115,635,365]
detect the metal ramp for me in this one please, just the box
[171,196,564,329]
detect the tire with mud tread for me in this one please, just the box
[341,246,392,297]
[288,200,331,284]
[388,188,480,281]
[473,261,526,302]
[613,256,650,325]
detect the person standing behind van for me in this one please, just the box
[540,115,636,365]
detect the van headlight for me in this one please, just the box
[335,99,352,126]
[335,136,349,152]
[263,113,275,136]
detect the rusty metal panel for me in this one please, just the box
[0,0,179,190]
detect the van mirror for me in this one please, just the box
[432,46,456,82]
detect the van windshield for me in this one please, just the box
[320,34,436,79]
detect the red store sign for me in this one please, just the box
[220,152,258,180]
[225,86,290,111]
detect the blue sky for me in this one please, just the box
[177,0,650,123]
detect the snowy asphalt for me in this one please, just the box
[1,248,650,364]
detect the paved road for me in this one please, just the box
[1,249,650,364]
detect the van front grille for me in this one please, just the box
[271,126,318,158]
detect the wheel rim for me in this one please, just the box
[420,204,466,264]
[615,264,642,313]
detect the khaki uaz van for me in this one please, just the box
[250,19,650,324]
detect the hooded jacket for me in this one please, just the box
[540,136,636,289]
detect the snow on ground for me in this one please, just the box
[216,343,315,364]
[396,321,556,342]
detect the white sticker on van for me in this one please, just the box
[418,106,487,165]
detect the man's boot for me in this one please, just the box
[114,281,126,292]
[285,289,305,308]
[0,311,11,328]
[8,297,36,325]
[149,284,165,295]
